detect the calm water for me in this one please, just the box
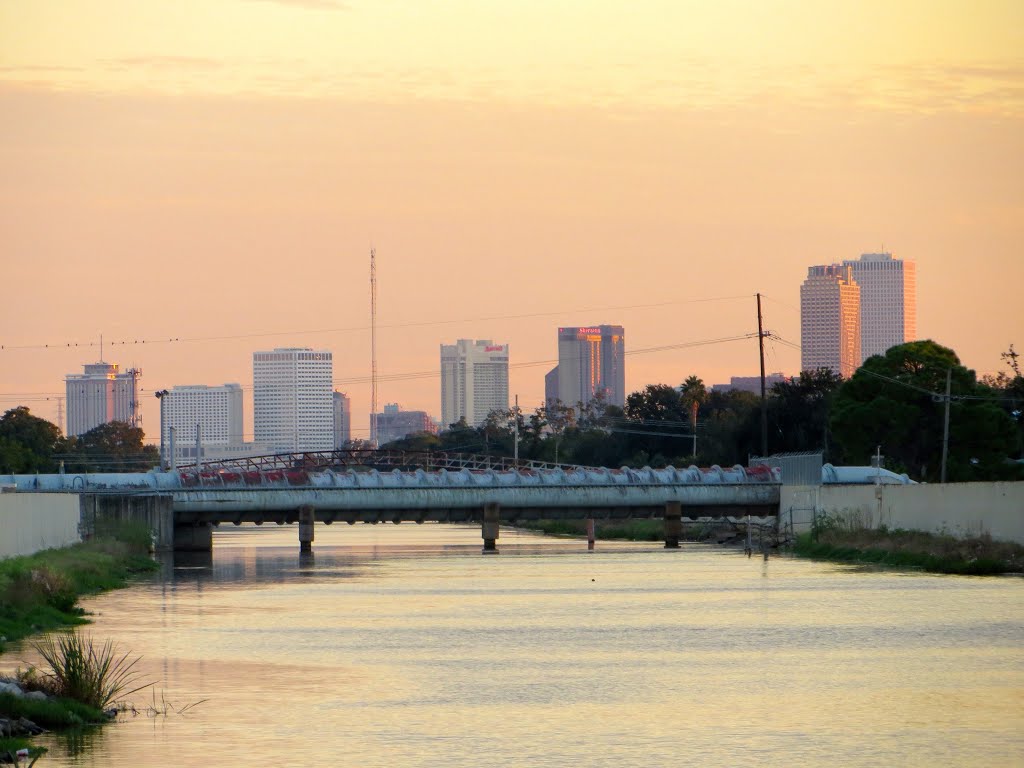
[6,524,1023,767]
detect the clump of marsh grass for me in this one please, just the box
[31,632,152,710]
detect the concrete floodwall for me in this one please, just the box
[0,493,81,559]
[781,482,1024,543]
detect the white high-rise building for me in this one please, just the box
[842,252,917,362]
[65,362,141,437]
[253,348,333,452]
[800,265,861,379]
[440,339,509,428]
[160,384,243,451]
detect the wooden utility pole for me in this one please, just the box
[757,293,768,457]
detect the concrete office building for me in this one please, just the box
[549,325,626,408]
[253,348,333,452]
[800,265,861,379]
[371,404,435,445]
[65,362,141,437]
[711,373,788,394]
[160,384,243,455]
[842,252,917,361]
[440,339,509,428]
[333,391,351,448]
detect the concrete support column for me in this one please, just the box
[664,500,682,549]
[298,506,315,553]
[482,502,500,554]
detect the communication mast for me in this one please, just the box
[370,247,378,447]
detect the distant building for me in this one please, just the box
[372,403,435,445]
[65,362,141,437]
[544,366,560,408]
[800,264,861,378]
[842,252,917,361]
[440,339,509,428]
[333,391,351,448]
[253,347,333,452]
[549,325,625,408]
[160,384,243,456]
[711,373,788,395]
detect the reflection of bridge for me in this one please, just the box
[2,451,781,554]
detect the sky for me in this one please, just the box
[1,0,1022,443]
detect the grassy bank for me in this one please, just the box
[792,526,1024,575]
[0,522,159,654]
[514,519,730,542]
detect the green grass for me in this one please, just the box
[0,691,108,729]
[0,736,47,765]
[0,522,159,653]
[514,519,721,542]
[792,525,1024,575]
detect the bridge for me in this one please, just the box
[1,450,781,553]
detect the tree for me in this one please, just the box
[767,369,843,457]
[980,344,1024,460]
[830,340,1018,481]
[623,384,689,464]
[61,421,160,473]
[0,407,64,473]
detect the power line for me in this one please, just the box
[0,294,754,352]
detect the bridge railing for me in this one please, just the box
[194,449,593,474]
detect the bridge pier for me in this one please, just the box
[664,501,682,549]
[174,523,213,552]
[298,506,315,552]
[482,502,500,554]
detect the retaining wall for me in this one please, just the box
[781,482,1024,543]
[0,493,81,558]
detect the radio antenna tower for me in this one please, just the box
[370,247,378,447]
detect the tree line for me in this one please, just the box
[2,340,1021,482]
[381,340,1024,483]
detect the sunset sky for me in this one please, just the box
[1,0,1022,441]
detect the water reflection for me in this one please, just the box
[9,524,1024,768]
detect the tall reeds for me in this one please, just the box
[31,632,151,710]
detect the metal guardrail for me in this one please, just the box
[195,449,591,474]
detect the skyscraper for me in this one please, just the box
[253,348,333,452]
[800,265,861,378]
[333,391,351,448]
[550,325,625,409]
[842,252,917,361]
[160,384,243,454]
[440,339,509,428]
[65,362,141,437]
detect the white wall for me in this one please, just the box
[0,493,81,558]
[781,482,1024,543]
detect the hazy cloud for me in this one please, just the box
[241,0,349,9]
[102,56,227,71]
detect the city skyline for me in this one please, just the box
[1,2,1021,440]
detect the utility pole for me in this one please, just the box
[513,394,519,466]
[940,368,952,483]
[757,293,768,457]
[370,247,378,448]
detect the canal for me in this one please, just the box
[7,524,1023,767]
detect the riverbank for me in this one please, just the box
[512,519,755,545]
[0,523,157,762]
[791,528,1024,575]
[0,522,159,654]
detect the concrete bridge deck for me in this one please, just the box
[3,463,781,553]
